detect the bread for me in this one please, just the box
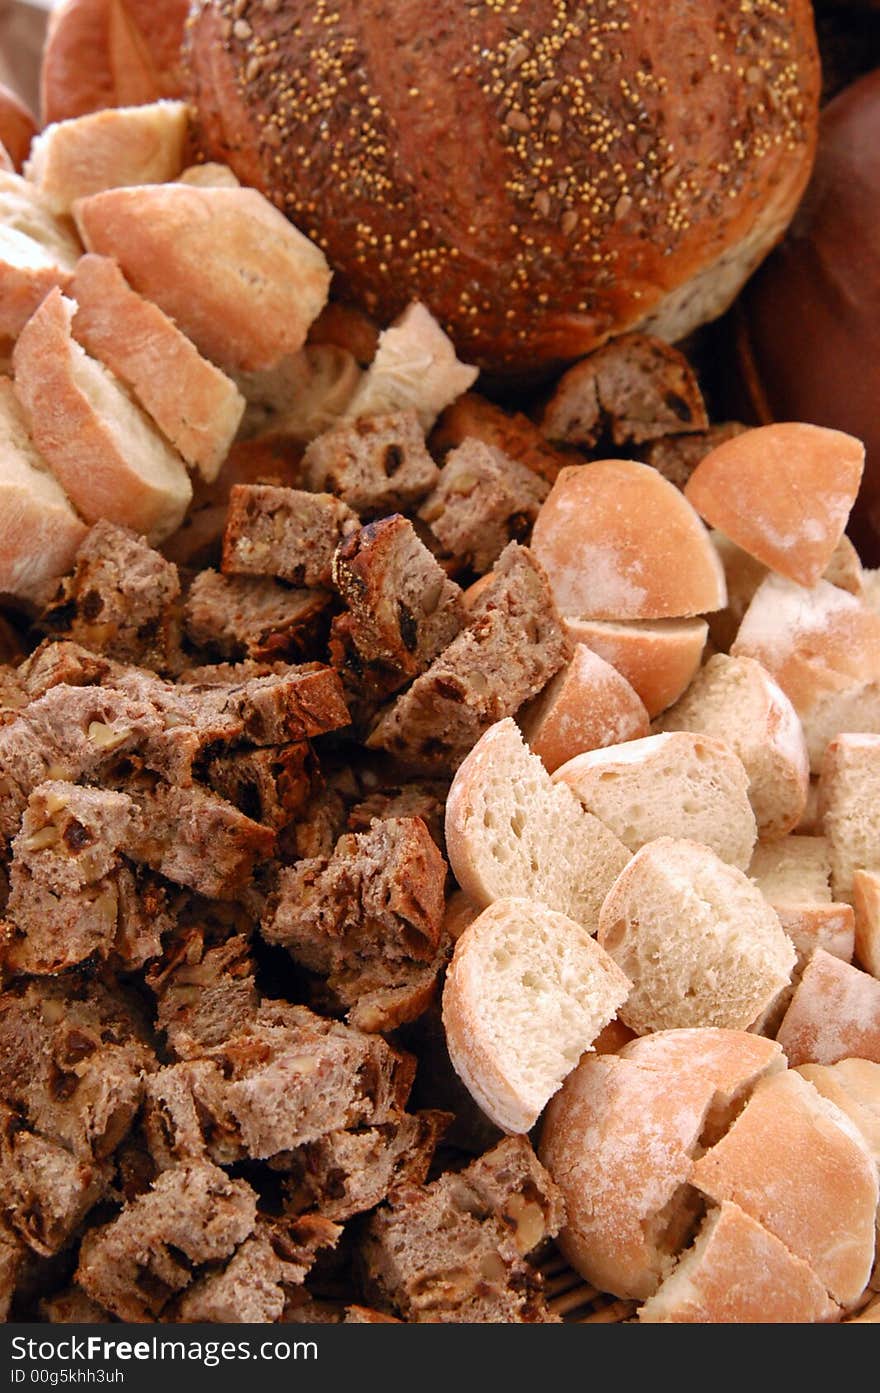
[685,423,865,588]
[0,83,37,172]
[531,461,726,620]
[342,303,478,434]
[538,1029,784,1300]
[819,734,880,900]
[553,731,757,869]
[301,411,439,517]
[776,949,880,1067]
[444,718,630,935]
[442,897,631,1134]
[25,101,189,216]
[73,183,332,373]
[185,0,819,374]
[430,393,570,486]
[519,644,650,774]
[639,1201,841,1324]
[12,289,192,543]
[223,485,359,589]
[41,0,189,125]
[561,615,708,718]
[70,254,245,482]
[641,423,748,493]
[690,1068,878,1308]
[0,171,82,340]
[235,343,363,446]
[183,570,330,664]
[418,438,549,574]
[0,377,87,608]
[795,1059,880,1165]
[655,653,809,839]
[749,837,855,969]
[596,838,795,1034]
[853,868,880,978]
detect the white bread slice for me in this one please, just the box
[685,423,864,589]
[639,1201,841,1324]
[553,731,757,869]
[531,459,726,620]
[519,643,649,773]
[748,838,855,969]
[776,949,880,1067]
[444,718,631,934]
[691,1068,878,1309]
[562,615,707,717]
[442,897,631,1134]
[818,734,880,901]
[0,169,81,339]
[74,183,332,373]
[0,376,86,606]
[71,254,244,482]
[803,685,880,775]
[12,288,191,543]
[539,1030,784,1299]
[655,654,809,839]
[597,838,796,1034]
[862,568,880,614]
[853,869,880,978]
[344,302,478,433]
[24,101,189,216]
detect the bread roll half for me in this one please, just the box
[562,615,707,717]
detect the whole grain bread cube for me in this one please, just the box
[175,1218,341,1324]
[327,611,413,731]
[40,520,181,670]
[419,439,550,573]
[16,641,113,703]
[222,484,359,588]
[0,1221,24,1322]
[430,392,571,484]
[39,1287,112,1324]
[128,783,276,900]
[0,1106,111,1257]
[183,569,331,663]
[367,543,570,771]
[76,1161,258,1322]
[347,780,448,853]
[225,665,350,745]
[333,514,464,678]
[361,1136,564,1323]
[205,742,318,833]
[147,930,259,1060]
[302,410,439,515]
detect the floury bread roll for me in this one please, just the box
[185,0,820,373]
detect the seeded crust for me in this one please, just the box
[183,569,331,662]
[301,411,439,516]
[222,484,359,588]
[419,439,550,573]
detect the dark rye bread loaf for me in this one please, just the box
[186,0,820,373]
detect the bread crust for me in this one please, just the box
[561,616,707,718]
[0,84,37,172]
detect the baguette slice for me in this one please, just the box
[562,615,707,717]
[748,838,855,970]
[0,376,87,606]
[519,643,649,773]
[13,288,191,543]
[554,731,757,869]
[685,424,865,589]
[776,949,880,1067]
[442,898,631,1134]
[655,654,808,839]
[530,460,726,620]
[0,170,81,339]
[444,717,630,934]
[597,838,796,1034]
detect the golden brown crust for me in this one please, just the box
[0,85,37,172]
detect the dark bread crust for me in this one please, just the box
[186,0,820,373]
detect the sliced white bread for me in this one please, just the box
[519,643,649,773]
[818,734,880,901]
[0,376,86,606]
[444,717,631,935]
[561,615,707,718]
[776,949,880,1067]
[12,288,192,542]
[343,302,478,433]
[655,653,809,839]
[690,1068,878,1309]
[685,423,864,589]
[71,254,245,482]
[442,897,631,1134]
[553,731,757,869]
[853,869,880,978]
[539,1030,784,1300]
[639,1201,841,1324]
[597,837,796,1034]
[24,101,189,216]
[0,169,81,339]
[74,183,332,373]
[530,459,726,620]
[749,837,855,970]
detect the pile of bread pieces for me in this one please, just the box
[1,93,880,1328]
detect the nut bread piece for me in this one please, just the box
[442,897,631,1134]
[655,653,809,839]
[183,570,330,663]
[343,302,478,434]
[0,1105,113,1258]
[0,170,81,339]
[519,643,650,774]
[127,783,276,901]
[147,930,259,1060]
[562,615,708,718]
[597,838,796,1034]
[71,254,245,482]
[819,734,880,900]
[776,949,880,1067]
[748,837,855,969]
[431,392,570,485]
[13,289,192,543]
[554,731,758,869]
[302,410,440,516]
[222,484,359,588]
[418,438,550,573]
[445,718,630,935]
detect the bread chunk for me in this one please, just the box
[749,837,855,970]
[0,1106,111,1257]
[14,641,112,703]
[431,393,571,485]
[562,615,707,718]
[776,949,880,1067]
[302,410,439,515]
[361,1136,563,1323]
[127,783,276,900]
[853,867,880,977]
[0,171,80,339]
[183,570,330,663]
[343,302,478,433]
[222,484,359,587]
[175,1217,341,1324]
[520,644,650,774]
[819,734,880,900]
[148,930,259,1060]
[39,1287,112,1325]
[205,742,318,835]
[419,439,550,573]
